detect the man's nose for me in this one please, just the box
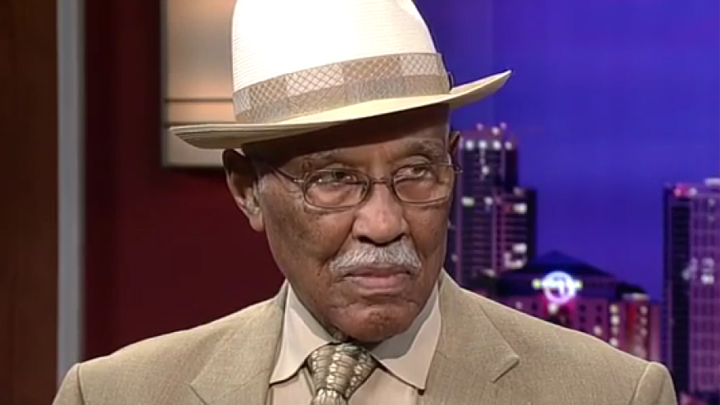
[351,183,408,245]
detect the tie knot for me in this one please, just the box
[306,342,378,404]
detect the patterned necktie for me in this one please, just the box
[306,342,378,405]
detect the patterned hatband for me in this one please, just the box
[232,53,451,124]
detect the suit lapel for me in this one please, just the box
[189,284,289,405]
[186,275,531,405]
[421,274,531,405]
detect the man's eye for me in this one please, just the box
[312,171,359,185]
[396,165,432,179]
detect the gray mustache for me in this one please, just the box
[328,242,422,275]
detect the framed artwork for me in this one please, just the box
[160,0,236,168]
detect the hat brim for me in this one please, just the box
[171,70,511,149]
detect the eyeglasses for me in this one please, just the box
[257,161,461,210]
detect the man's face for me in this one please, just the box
[225,106,457,343]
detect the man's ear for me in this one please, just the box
[448,130,460,155]
[222,149,265,232]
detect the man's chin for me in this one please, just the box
[332,303,417,343]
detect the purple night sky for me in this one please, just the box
[416,0,720,299]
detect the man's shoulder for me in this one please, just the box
[458,292,676,403]
[464,291,661,378]
[88,297,273,368]
[55,298,277,405]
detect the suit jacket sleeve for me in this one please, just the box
[52,364,86,405]
[629,362,678,405]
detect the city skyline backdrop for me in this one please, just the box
[416,0,720,299]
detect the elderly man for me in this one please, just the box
[54,0,678,404]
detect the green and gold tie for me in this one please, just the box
[306,342,378,405]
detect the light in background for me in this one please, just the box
[161,0,236,168]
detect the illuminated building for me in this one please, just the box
[663,178,720,398]
[445,123,537,289]
[495,251,662,361]
[618,285,662,361]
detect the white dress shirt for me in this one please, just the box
[267,284,442,404]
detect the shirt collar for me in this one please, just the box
[270,283,442,390]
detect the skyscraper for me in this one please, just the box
[445,124,537,290]
[664,178,720,398]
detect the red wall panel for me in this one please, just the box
[83,0,283,359]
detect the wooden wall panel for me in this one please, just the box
[0,0,59,403]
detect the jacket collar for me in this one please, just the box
[188,283,288,405]
[421,273,528,404]
[188,273,528,405]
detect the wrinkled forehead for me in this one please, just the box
[241,105,451,165]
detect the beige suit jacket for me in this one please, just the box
[53,274,677,405]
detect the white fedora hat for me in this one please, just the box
[170,0,511,149]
